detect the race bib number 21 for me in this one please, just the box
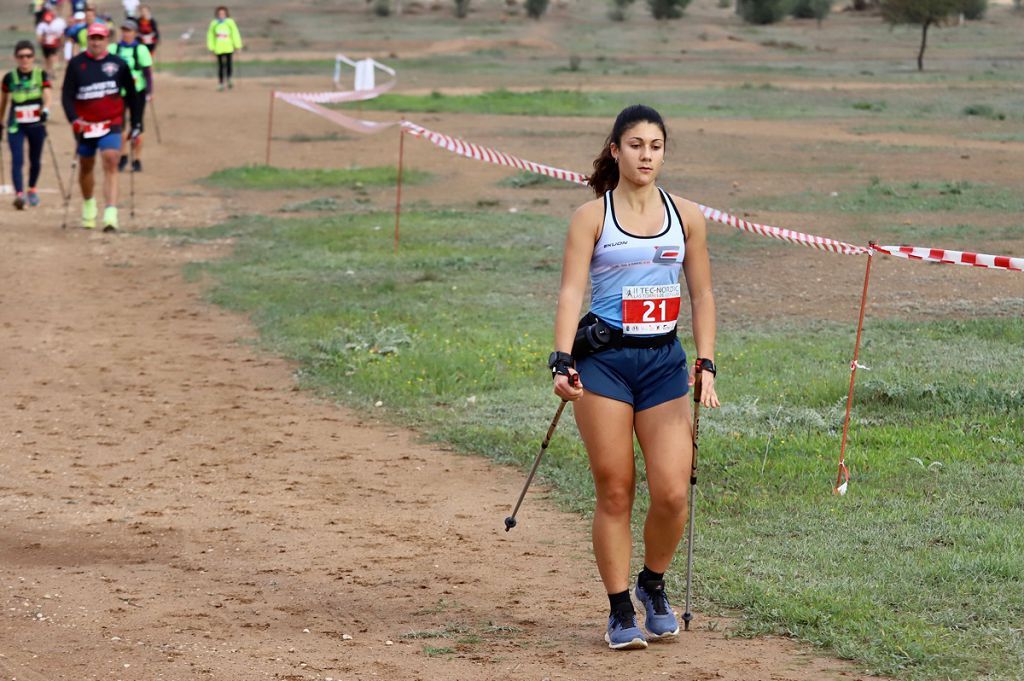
[622,283,681,335]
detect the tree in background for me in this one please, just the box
[648,0,691,18]
[880,0,960,71]
[454,0,471,17]
[525,0,550,17]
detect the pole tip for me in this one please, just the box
[503,516,516,532]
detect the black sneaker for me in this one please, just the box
[118,155,128,172]
[102,224,117,233]
[132,159,142,173]
[13,194,26,210]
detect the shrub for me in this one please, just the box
[738,0,790,23]
[648,0,691,18]
[372,0,391,16]
[608,0,635,19]
[958,0,987,18]
[790,0,832,21]
[454,0,471,17]
[525,0,550,17]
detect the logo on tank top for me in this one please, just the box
[652,245,683,264]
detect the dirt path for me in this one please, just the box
[0,78,879,680]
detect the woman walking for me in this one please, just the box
[136,5,160,59]
[206,6,242,91]
[1,41,52,210]
[550,104,719,650]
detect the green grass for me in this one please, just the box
[744,177,1024,214]
[170,207,1024,680]
[348,87,1024,122]
[203,165,429,190]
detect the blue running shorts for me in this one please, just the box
[576,341,689,412]
[77,129,122,158]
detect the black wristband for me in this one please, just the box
[695,357,717,376]
[548,351,573,380]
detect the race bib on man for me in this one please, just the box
[140,34,154,44]
[14,104,41,124]
[83,121,111,139]
[622,283,681,335]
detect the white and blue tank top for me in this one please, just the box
[589,188,687,334]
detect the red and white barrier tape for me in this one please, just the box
[871,244,1024,273]
[697,205,869,256]
[274,89,1023,267]
[276,93,398,135]
[399,121,589,186]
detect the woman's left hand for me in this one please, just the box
[690,368,720,408]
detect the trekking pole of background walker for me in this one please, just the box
[0,134,7,194]
[129,135,136,220]
[46,134,66,200]
[150,96,162,144]
[504,374,579,532]
[61,155,78,230]
[682,363,704,631]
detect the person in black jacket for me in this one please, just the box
[61,22,139,231]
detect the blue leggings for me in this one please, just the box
[7,124,46,194]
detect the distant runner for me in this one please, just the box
[1,41,52,210]
[62,22,140,231]
[36,9,67,74]
[207,6,242,92]
[136,5,159,59]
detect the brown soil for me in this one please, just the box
[3,13,1022,678]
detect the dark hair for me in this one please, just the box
[215,5,230,16]
[13,40,35,56]
[588,105,667,196]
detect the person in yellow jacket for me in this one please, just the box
[206,6,242,92]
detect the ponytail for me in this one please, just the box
[588,142,618,197]
[587,104,667,197]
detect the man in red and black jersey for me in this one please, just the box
[61,22,140,231]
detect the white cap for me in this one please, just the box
[74,11,85,19]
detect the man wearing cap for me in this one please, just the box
[114,18,151,173]
[61,21,141,231]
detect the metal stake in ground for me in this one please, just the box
[504,374,579,532]
[682,363,704,631]
[46,135,66,200]
[61,155,78,230]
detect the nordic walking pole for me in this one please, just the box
[129,135,136,221]
[149,96,162,144]
[46,134,66,200]
[0,133,7,195]
[682,363,704,631]
[61,155,78,230]
[505,374,579,532]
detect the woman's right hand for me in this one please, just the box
[553,371,583,401]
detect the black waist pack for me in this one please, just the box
[571,312,677,361]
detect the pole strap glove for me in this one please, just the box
[695,357,717,376]
[547,351,574,380]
